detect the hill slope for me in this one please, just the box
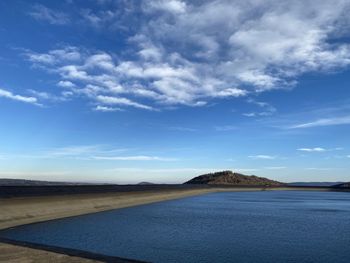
[184,170,282,186]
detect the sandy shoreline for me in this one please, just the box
[0,186,339,262]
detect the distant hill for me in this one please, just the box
[0,178,90,186]
[332,182,350,188]
[288,182,344,187]
[184,170,282,186]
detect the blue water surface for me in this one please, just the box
[1,191,350,263]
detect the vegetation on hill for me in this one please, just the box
[184,170,282,186]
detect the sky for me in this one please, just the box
[0,0,350,184]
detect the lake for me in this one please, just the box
[1,191,350,262]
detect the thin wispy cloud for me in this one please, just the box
[28,89,67,103]
[168,126,197,132]
[305,167,335,171]
[94,105,123,112]
[264,166,286,170]
[214,125,237,131]
[29,4,70,25]
[0,88,40,105]
[36,145,176,162]
[289,116,350,129]
[93,155,176,161]
[105,167,214,173]
[243,98,277,117]
[47,145,103,157]
[249,155,277,160]
[96,95,155,111]
[297,147,343,152]
[297,147,326,152]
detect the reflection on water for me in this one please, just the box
[1,191,350,263]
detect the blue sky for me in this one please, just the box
[0,0,350,183]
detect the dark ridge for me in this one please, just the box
[184,170,282,186]
[332,182,350,188]
[288,182,345,187]
[0,237,146,263]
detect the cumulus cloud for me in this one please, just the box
[24,0,350,110]
[29,4,70,25]
[57,80,76,88]
[0,88,39,105]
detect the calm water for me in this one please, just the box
[1,191,350,263]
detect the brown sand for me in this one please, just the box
[0,186,333,262]
[0,242,100,263]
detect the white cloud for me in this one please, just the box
[94,105,123,112]
[0,88,39,105]
[24,1,350,110]
[26,47,81,66]
[93,155,176,161]
[242,112,256,117]
[289,116,350,128]
[297,147,343,152]
[96,95,154,110]
[144,0,187,14]
[249,155,277,160]
[297,147,326,152]
[57,80,76,88]
[29,4,70,25]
